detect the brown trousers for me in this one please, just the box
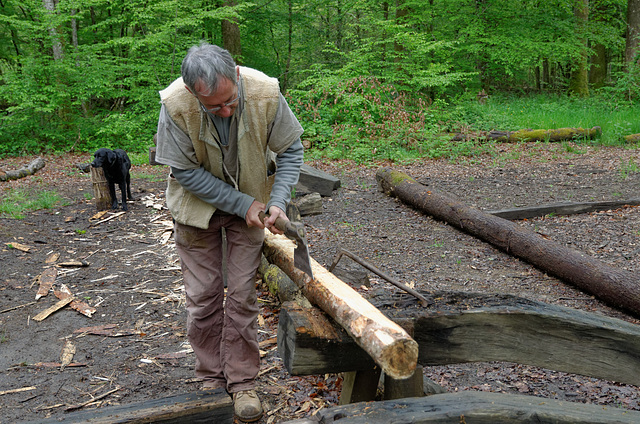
[174,214,264,393]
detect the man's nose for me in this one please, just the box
[214,106,234,118]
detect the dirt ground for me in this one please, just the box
[1,142,640,423]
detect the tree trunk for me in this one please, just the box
[42,0,64,61]
[376,168,640,317]
[590,42,607,88]
[625,0,640,67]
[568,0,589,96]
[221,0,242,63]
[262,233,419,379]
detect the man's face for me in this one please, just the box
[191,68,239,118]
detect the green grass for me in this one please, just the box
[0,188,68,219]
[303,92,640,163]
[464,93,640,145]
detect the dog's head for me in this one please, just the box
[91,148,116,168]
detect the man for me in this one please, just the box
[155,42,304,422]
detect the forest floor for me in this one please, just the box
[1,142,640,423]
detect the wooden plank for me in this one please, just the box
[264,233,418,379]
[295,164,341,196]
[487,198,640,220]
[379,291,640,387]
[383,364,425,400]
[279,291,640,387]
[27,389,233,424]
[281,391,640,424]
[338,368,381,405]
[277,302,376,375]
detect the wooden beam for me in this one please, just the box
[295,164,341,196]
[263,233,418,380]
[278,291,640,387]
[28,389,233,424]
[281,391,640,424]
[376,167,640,317]
[488,198,640,220]
[277,302,376,375]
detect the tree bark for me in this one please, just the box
[376,167,640,317]
[262,232,419,379]
[221,0,242,63]
[626,0,640,67]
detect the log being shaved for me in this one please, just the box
[263,233,418,379]
[376,167,640,317]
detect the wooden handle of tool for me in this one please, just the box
[259,211,289,233]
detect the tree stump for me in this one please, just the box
[90,166,111,211]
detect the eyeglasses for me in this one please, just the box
[199,93,239,113]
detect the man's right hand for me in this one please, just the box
[245,200,267,229]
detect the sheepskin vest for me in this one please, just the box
[159,67,280,229]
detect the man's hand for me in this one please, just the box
[245,200,267,228]
[263,205,288,235]
[245,202,288,235]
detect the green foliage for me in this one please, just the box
[0,0,637,160]
[0,188,67,219]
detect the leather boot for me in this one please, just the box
[233,389,263,422]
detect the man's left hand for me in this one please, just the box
[263,206,288,235]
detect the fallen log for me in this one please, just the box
[376,167,640,317]
[279,291,640,386]
[0,157,45,181]
[281,391,640,424]
[488,198,640,220]
[452,126,601,143]
[263,232,418,379]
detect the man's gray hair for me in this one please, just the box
[181,42,237,95]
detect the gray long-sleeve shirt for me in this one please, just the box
[155,80,304,219]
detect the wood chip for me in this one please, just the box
[45,252,60,264]
[35,267,57,300]
[90,211,109,221]
[32,297,74,322]
[73,324,136,337]
[6,242,30,252]
[60,340,76,370]
[0,387,36,396]
[54,284,96,318]
[57,260,89,267]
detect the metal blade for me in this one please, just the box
[294,241,314,280]
[285,220,313,280]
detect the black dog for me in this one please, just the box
[91,148,132,210]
